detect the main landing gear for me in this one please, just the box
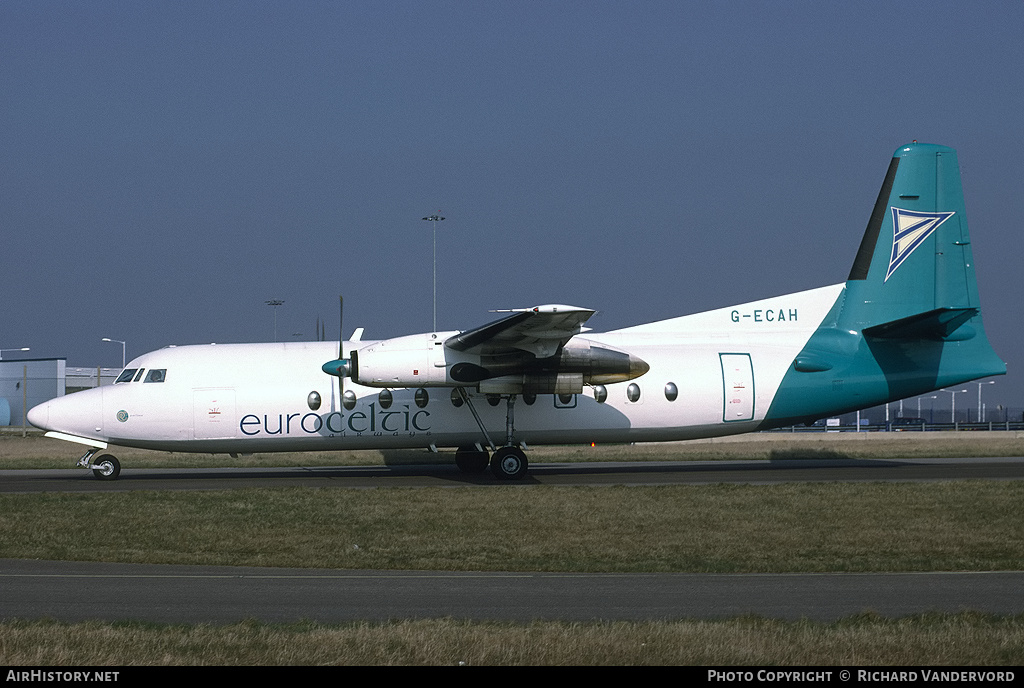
[490,445,528,480]
[77,449,121,481]
[455,444,529,480]
[454,389,530,480]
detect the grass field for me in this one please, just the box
[2,433,1022,665]
[3,614,1023,666]
[2,482,1022,572]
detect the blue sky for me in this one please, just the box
[2,1,1022,413]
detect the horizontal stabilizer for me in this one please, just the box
[862,307,978,341]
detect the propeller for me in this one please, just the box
[321,296,353,408]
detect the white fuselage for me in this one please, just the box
[27,143,1007,474]
[28,284,843,455]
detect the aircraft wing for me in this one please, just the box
[445,305,595,358]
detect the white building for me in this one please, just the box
[0,359,66,428]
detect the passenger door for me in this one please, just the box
[720,353,754,422]
[193,389,236,440]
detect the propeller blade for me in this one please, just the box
[321,296,350,383]
[320,295,358,410]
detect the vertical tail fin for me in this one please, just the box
[763,143,1004,426]
[842,142,980,332]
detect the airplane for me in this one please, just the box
[28,142,1006,481]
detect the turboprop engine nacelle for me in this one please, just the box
[348,332,457,387]
[348,332,649,393]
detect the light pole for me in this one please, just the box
[0,347,29,361]
[102,338,126,368]
[265,300,285,342]
[941,389,968,424]
[422,213,445,331]
[976,380,995,422]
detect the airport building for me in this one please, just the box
[0,359,65,428]
[0,360,123,428]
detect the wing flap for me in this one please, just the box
[445,305,595,357]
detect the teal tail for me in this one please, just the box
[764,143,1006,426]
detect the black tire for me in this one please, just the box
[91,455,121,481]
[490,446,528,480]
[455,446,489,473]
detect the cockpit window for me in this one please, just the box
[115,369,138,384]
[115,367,167,383]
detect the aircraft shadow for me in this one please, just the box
[55,455,915,488]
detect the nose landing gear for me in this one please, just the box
[77,449,121,481]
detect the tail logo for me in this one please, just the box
[885,207,955,282]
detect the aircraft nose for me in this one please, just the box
[26,401,48,429]
[27,388,105,438]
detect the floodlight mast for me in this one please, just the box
[422,213,445,331]
[265,300,285,342]
[941,388,968,423]
[0,347,30,361]
[101,338,126,368]
[976,380,995,422]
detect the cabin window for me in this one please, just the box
[115,369,138,384]
[343,390,357,410]
[450,389,464,408]
[144,369,166,383]
[593,385,607,403]
[414,388,429,408]
[523,393,537,405]
[664,382,678,402]
[307,391,322,411]
[627,383,641,402]
[378,389,393,409]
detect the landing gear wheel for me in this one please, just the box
[490,446,528,480]
[91,455,121,481]
[455,446,490,473]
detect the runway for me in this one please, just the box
[3,457,1022,624]
[3,559,1023,624]
[3,455,1024,492]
